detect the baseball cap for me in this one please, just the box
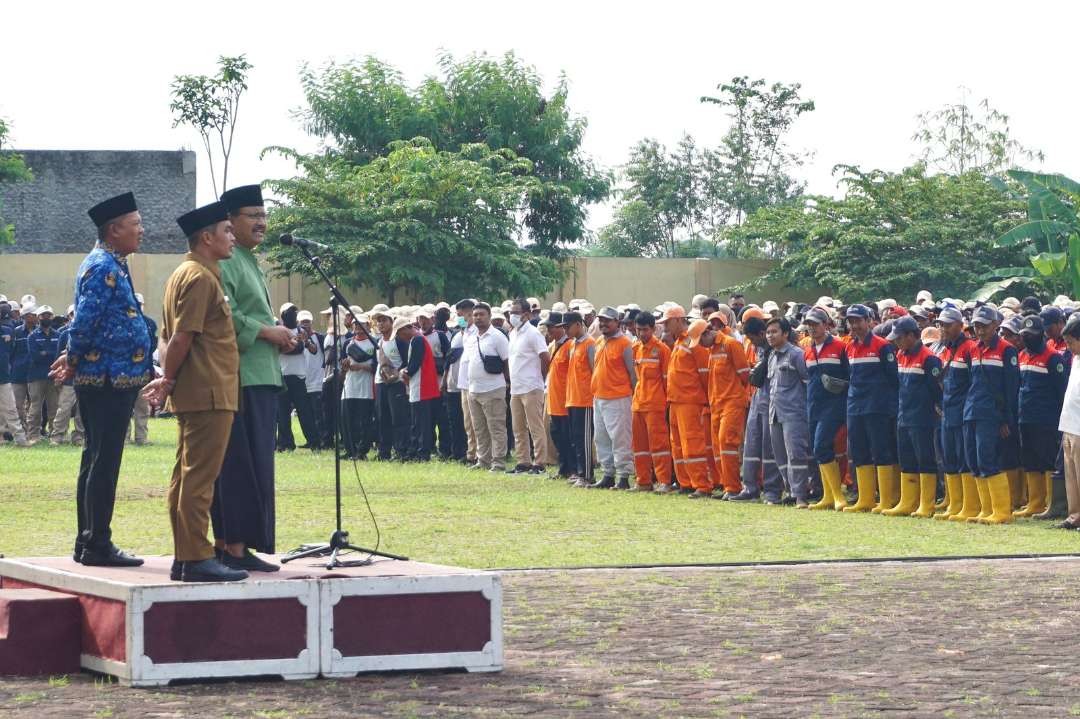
[936,307,964,324]
[1020,315,1045,335]
[803,307,831,325]
[563,311,584,325]
[661,304,687,321]
[1040,306,1065,325]
[971,305,1000,325]
[762,300,780,314]
[21,302,36,314]
[885,315,918,341]
[541,311,565,327]
[740,307,767,322]
[296,310,314,322]
[279,302,296,315]
[597,306,620,321]
[845,304,872,319]
[36,304,55,316]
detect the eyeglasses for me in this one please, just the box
[238,211,268,221]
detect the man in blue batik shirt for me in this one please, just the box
[50,192,154,568]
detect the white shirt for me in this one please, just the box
[466,326,510,394]
[456,323,478,391]
[447,330,465,392]
[508,321,547,395]
[342,337,376,400]
[304,333,325,393]
[1059,355,1080,435]
[279,327,308,377]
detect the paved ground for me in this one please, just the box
[3,558,1080,717]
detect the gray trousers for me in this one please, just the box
[0,382,27,444]
[593,396,634,477]
[51,384,84,443]
[770,416,813,501]
[27,379,58,442]
[741,410,783,500]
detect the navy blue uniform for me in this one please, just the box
[845,332,899,466]
[936,337,976,475]
[27,327,61,382]
[1018,345,1066,472]
[804,335,848,465]
[896,342,942,473]
[963,336,1019,478]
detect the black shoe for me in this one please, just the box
[181,558,248,582]
[781,496,797,506]
[588,476,616,489]
[678,487,695,495]
[170,560,183,581]
[72,538,85,563]
[727,491,760,502]
[613,476,631,490]
[688,490,712,499]
[221,550,281,573]
[529,465,546,475]
[80,545,144,567]
[506,463,532,474]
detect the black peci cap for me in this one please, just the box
[88,192,138,228]
[177,202,229,236]
[220,184,264,212]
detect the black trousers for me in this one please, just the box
[75,385,139,551]
[568,406,594,481]
[342,397,375,458]
[445,391,467,460]
[550,414,574,477]
[321,374,340,448]
[377,381,410,459]
[277,374,320,449]
[211,385,277,553]
[307,391,323,447]
[410,398,436,461]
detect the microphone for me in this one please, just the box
[279,233,331,251]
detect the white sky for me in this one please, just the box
[2,0,1073,235]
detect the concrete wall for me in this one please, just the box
[0,254,826,324]
[0,150,196,254]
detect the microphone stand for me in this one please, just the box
[281,244,407,568]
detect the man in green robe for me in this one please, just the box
[211,184,296,572]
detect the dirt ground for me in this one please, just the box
[3,557,1080,718]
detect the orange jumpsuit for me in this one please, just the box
[708,333,750,493]
[667,333,712,492]
[632,336,672,487]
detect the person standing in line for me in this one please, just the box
[507,297,551,474]
[631,311,673,493]
[564,311,597,487]
[466,302,511,472]
[543,312,575,479]
[50,192,153,566]
[587,306,637,489]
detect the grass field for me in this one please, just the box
[1,417,1078,569]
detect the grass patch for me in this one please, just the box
[1,418,1079,568]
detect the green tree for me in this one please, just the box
[262,138,561,303]
[700,76,815,225]
[725,164,1028,301]
[170,55,253,197]
[979,170,1080,299]
[295,52,610,256]
[913,93,1044,176]
[0,118,32,246]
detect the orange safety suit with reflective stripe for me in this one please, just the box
[565,336,596,408]
[632,336,672,486]
[667,332,712,491]
[546,339,572,417]
[708,332,750,493]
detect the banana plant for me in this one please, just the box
[978,170,1080,299]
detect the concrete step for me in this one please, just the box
[0,588,81,675]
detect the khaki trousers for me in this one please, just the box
[468,387,508,468]
[0,383,27,444]
[510,388,548,467]
[26,379,59,442]
[11,382,29,434]
[461,390,478,462]
[130,392,150,442]
[1063,432,1080,523]
[168,410,234,562]
[50,385,84,443]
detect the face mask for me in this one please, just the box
[456,316,467,329]
[1023,335,1044,353]
[38,319,52,329]
[509,314,523,328]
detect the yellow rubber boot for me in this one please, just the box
[1014,471,1048,517]
[982,472,1015,525]
[842,465,878,512]
[809,462,835,510]
[950,473,982,522]
[883,472,920,516]
[823,461,849,511]
[967,477,993,523]
[935,474,964,520]
[912,473,938,518]
[1007,468,1024,511]
[934,478,949,511]
[872,465,899,514]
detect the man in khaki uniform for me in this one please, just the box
[143,201,246,583]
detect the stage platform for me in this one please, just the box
[0,554,502,686]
